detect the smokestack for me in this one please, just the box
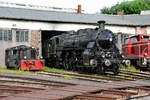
[77,4,81,14]
[98,20,105,30]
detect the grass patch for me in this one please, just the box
[44,66,74,74]
[121,66,140,72]
[0,67,36,75]
[105,71,133,80]
[64,75,73,80]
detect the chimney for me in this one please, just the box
[77,4,81,14]
[117,10,124,15]
[117,10,124,20]
[98,20,105,30]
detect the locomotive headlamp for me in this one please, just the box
[106,52,111,58]
[101,54,105,58]
[90,59,98,67]
[104,59,111,67]
[109,38,112,41]
[122,55,125,58]
[39,56,43,59]
[144,53,147,56]
[125,60,131,67]
[24,56,27,60]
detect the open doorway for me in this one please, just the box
[41,30,66,60]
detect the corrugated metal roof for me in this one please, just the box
[0,6,150,26]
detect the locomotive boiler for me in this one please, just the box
[45,21,123,74]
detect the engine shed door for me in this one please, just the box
[41,30,66,63]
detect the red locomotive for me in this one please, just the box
[122,34,150,69]
[5,45,45,70]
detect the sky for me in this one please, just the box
[0,0,129,13]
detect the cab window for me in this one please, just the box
[31,49,36,59]
[130,37,138,43]
[143,36,149,41]
[12,50,17,56]
[124,38,129,44]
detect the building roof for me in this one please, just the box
[0,6,150,26]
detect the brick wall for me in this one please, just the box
[30,30,39,48]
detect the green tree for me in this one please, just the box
[101,0,150,15]
[144,0,150,5]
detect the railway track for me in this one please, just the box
[106,70,150,81]
[37,71,112,83]
[37,69,150,83]
[120,70,150,79]
[1,71,150,99]
[0,78,67,89]
[0,73,74,89]
[37,71,135,82]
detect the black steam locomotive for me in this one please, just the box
[45,21,123,74]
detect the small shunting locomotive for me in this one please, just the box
[44,21,125,74]
[5,45,45,70]
[122,34,150,69]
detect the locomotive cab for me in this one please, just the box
[5,45,45,70]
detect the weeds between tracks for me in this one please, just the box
[0,66,149,81]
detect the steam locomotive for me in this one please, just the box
[45,21,124,74]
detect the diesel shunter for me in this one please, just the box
[5,45,45,70]
[122,34,150,69]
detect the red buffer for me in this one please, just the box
[21,59,45,70]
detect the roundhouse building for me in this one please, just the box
[0,6,150,67]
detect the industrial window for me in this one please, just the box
[0,29,12,41]
[143,36,149,41]
[16,30,28,42]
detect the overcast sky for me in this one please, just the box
[0,0,131,13]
